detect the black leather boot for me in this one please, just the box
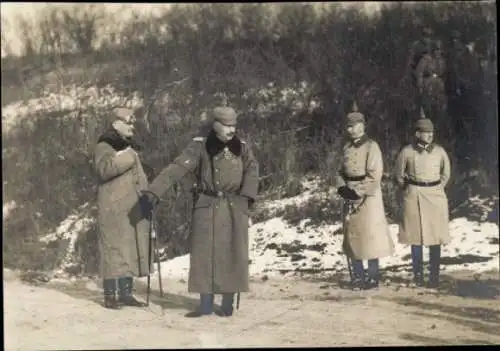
[411,245,425,287]
[103,278,120,309]
[185,293,214,318]
[117,277,147,307]
[364,259,380,290]
[350,259,364,291]
[118,295,148,307]
[216,293,234,317]
[104,295,121,309]
[428,245,441,289]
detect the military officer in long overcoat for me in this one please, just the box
[395,117,451,289]
[335,102,395,290]
[93,107,152,309]
[142,106,259,317]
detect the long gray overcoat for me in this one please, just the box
[148,134,259,294]
[93,135,151,280]
[335,135,395,260]
[395,142,451,246]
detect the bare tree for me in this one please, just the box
[16,14,40,58]
[38,6,67,57]
[1,14,13,57]
[60,4,105,54]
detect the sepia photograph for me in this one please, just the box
[2,1,498,349]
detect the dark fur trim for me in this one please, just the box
[205,129,242,158]
[98,128,142,151]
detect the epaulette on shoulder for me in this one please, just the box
[192,137,206,142]
[240,139,247,144]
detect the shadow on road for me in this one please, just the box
[44,279,200,312]
[399,332,496,345]
[381,295,500,338]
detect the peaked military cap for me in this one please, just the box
[346,101,365,126]
[113,107,136,122]
[211,106,237,126]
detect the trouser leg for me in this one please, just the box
[118,276,133,297]
[351,259,364,290]
[103,278,117,296]
[429,245,442,288]
[411,245,424,286]
[103,278,120,309]
[366,259,380,288]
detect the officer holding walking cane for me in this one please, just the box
[335,102,395,291]
[141,106,259,318]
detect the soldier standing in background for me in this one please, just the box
[415,40,448,134]
[93,107,152,309]
[394,116,451,289]
[335,102,395,291]
[407,25,436,91]
[141,106,259,318]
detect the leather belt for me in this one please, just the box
[406,179,441,187]
[424,73,441,78]
[343,174,366,181]
[201,190,237,198]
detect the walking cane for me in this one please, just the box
[147,208,164,307]
[146,209,155,307]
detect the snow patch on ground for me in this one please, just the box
[1,85,143,134]
[39,203,96,275]
[141,215,499,284]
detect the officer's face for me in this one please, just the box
[416,131,434,144]
[346,122,365,140]
[114,114,136,139]
[213,121,236,142]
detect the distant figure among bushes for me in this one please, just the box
[415,40,448,135]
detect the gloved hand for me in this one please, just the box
[337,186,361,200]
[139,190,160,218]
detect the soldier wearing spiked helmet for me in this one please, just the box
[394,108,451,289]
[335,101,395,291]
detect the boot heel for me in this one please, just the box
[104,295,121,309]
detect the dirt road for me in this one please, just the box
[4,270,499,349]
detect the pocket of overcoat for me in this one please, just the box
[193,194,214,209]
[232,195,250,216]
